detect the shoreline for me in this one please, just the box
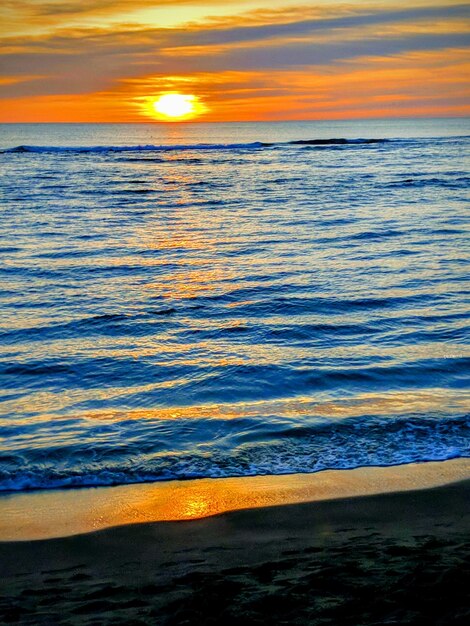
[1,457,469,541]
[0,466,469,624]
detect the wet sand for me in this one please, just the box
[1,463,469,625]
[1,458,469,541]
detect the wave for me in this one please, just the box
[0,138,393,154]
[2,141,266,154]
[0,413,468,492]
[3,135,468,155]
[1,125,468,497]
[289,138,386,145]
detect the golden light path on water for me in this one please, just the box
[3,390,469,439]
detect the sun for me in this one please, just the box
[154,94,194,118]
[145,93,205,121]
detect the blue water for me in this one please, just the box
[0,119,469,492]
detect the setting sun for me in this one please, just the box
[154,94,194,117]
[148,93,205,121]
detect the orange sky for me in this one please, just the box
[0,1,469,122]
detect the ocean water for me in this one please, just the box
[0,119,469,492]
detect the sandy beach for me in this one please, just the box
[1,460,469,625]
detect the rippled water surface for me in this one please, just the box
[1,120,469,491]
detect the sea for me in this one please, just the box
[0,118,469,493]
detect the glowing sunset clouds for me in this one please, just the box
[0,1,469,121]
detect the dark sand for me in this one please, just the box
[1,479,469,625]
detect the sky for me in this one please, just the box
[0,0,469,122]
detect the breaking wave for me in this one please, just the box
[0,413,468,492]
[1,138,393,154]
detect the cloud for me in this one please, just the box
[164,4,470,47]
[0,2,469,120]
[1,4,469,86]
[0,0,263,34]
[3,0,255,16]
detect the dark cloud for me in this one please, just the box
[169,4,470,47]
[189,33,470,72]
